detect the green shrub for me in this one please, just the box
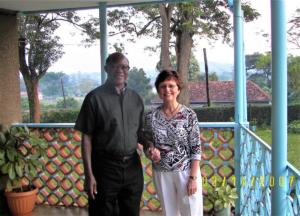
[288,120,300,134]
[194,104,300,126]
[56,97,80,109]
[21,97,29,110]
[22,109,79,123]
[41,109,79,123]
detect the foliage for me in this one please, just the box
[287,55,300,103]
[288,8,300,48]
[40,72,68,97]
[194,104,300,125]
[249,118,257,126]
[206,183,238,210]
[56,97,80,109]
[77,78,99,96]
[246,53,300,103]
[170,53,201,81]
[21,97,29,110]
[127,67,154,104]
[198,71,219,81]
[288,120,300,134]
[19,12,98,122]
[246,52,272,89]
[0,127,47,192]
[42,110,79,123]
[107,1,259,105]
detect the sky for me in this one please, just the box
[49,0,300,74]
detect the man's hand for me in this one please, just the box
[146,147,161,163]
[85,174,98,200]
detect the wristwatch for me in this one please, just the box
[189,176,197,180]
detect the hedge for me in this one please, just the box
[22,109,80,123]
[22,104,300,125]
[194,104,300,126]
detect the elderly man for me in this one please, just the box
[75,52,144,216]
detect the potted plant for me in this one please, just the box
[207,183,238,216]
[0,126,47,216]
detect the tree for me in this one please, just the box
[107,1,259,105]
[170,52,201,81]
[198,71,219,81]
[246,52,300,103]
[77,78,99,96]
[288,8,300,48]
[127,67,154,105]
[246,52,272,90]
[287,55,300,103]
[40,72,68,97]
[18,12,98,122]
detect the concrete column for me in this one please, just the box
[0,13,21,128]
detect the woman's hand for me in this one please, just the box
[146,147,161,163]
[84,174,97,200]
[187,178,197,196]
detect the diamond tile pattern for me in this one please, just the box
[26,127,235,213]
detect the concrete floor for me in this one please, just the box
[31,205,163,216]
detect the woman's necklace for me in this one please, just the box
[162,103,180,120]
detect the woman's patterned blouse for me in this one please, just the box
[144,105,201,172]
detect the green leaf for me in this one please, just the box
[0,149,5,160]
[39,140,48,149]
[24,126,30,135]
[15,162,23,177]
[6,138,16,147]
[31,159,43,168]
[29,163,37,177]
[0,159,5,166]
[6,179,13,191]
[0,132,6,144]
[6,148,15,162]
[1,162,9,174]
[8,163,16,180]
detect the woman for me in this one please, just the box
[143,70,203,216]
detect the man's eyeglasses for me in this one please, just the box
[109,64,130,71]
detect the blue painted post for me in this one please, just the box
[271,0,287,215]
[99,2,108,84]
[233,0,246,214]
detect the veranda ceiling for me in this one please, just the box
[0,0,179,14]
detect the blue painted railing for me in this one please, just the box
[240,125,300,215]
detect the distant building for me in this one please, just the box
[151,80,271,106]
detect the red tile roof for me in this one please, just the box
[152,80,271,104]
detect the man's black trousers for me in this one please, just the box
[89,152,144,216]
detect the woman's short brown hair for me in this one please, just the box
[155,70,182,91]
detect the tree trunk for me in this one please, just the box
[24,77,41,123]
[175,30,193,106]
[158,4,173,71]
[19,37,41,123]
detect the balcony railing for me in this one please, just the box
[240,125,300,215]
[13,122,300,214]
[14,122,235,214]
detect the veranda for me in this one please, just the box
[0,0,299,215]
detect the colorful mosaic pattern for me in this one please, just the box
[31,128,87,207]
[200,127,235,213]
[25,126,234,213]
